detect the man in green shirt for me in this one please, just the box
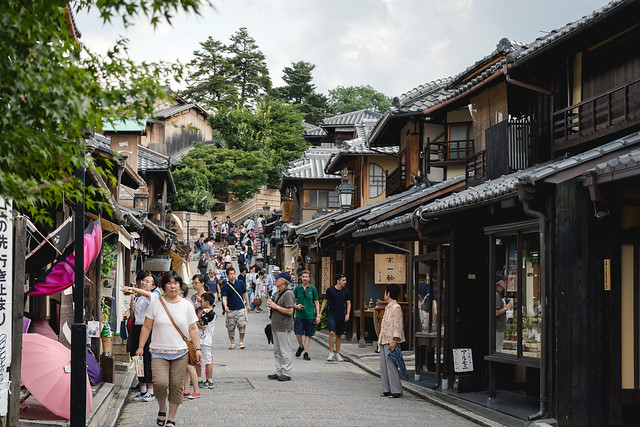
[293,270,320,360]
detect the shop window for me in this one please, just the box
[369,163,386,198]
[487,223,541,359]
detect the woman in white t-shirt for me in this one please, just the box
[136,271,201,427]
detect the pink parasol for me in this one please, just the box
[21,333,93,419]
[28,219,102,296]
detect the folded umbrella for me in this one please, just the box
[21,333,93,419]
[388,346,409,380]
[28,219,102,296]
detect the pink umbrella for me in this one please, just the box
[21,333,93,419]
[28,219,103,296]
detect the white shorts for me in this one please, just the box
[200,345,213,366]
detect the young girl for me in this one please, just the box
[181,283,202,399]
[123,270,161,402]
[198,292,216,389]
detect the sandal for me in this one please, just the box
[228,344,236,350]
[239,342,246,349]
[165,421,176,427]
[156,411,166,426]
[380,392,391,397]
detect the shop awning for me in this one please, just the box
[170,213,184,233]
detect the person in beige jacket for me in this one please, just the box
[377,284,405,398]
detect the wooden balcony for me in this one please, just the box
[553,77,640,152]
[426,139,475,168]
[466,151,486,187]
[386,164,405,197]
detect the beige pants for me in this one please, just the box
[152,353,189,405]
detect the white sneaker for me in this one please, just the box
[334,353,344,362]
[327,352,335,361]
[141,392,154,402]
[132,391,145,401]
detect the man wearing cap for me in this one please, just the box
[318,273,351,362]
[266,272,295,381]
[495,274,513,352]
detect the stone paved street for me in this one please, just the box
[117,304,478,426]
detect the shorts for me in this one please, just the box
[225,309,247,335]
[200,345,212,366]
[294,318,316,337]
[327,315,345,335]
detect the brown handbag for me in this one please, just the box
[159,298,198,366]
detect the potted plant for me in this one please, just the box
[100,297,113,354]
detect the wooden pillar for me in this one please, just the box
[8,217,26,426]
[358,246,366,347]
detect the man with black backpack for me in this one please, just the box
[266,272,295,381]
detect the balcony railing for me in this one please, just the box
[486,117,539,180]
[553,77,640,151]
[466,151,486,187]
[386,164,405,197]
[427,139,475,167]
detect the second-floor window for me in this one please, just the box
[302,190,340,209]
[369,163,386,198]
[448,123,473,160]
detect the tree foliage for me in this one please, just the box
[172,144,270,202]
[327,85,391,115]
[168,168,217,213]
[0,0,203,224]
[273,61,329,125]
[182,27,270,110]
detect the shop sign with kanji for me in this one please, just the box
[374,253,406,284]
[0,198,13,416]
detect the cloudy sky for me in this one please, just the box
[75,0,609,99]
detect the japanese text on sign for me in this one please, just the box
[453,348,474,373]
[374,253,406,284]
[0,198,13,416]
[321,257,332,294]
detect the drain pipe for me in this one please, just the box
[517,184,549,421]
[372,239,414,351]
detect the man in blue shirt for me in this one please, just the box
[318,273,351,362]
[221,267,251,350]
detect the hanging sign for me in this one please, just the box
[374,253,406,284]
[321,257,332,294]
[0,198,13,416]
[604,259,611,291]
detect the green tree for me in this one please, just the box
[182,37,236,110]
[273,61,329,125]
[209,104,269,151]
[169,168,217,213]
[0,0,203,225]
[327,85,392,115]
[174,144,270,201]
[228,27,271,106]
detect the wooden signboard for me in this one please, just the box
[374,253,406,284]
[321,257,332,294]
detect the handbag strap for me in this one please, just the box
[227,281,245,303]
[159,298,190,345]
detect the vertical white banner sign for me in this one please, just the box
[0,198,13,416]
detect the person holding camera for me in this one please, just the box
[266,272,295,381]
[495,274,514,352]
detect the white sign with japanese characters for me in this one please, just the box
[453,348,474,373]
[0,198,13,416]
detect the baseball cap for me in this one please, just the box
[276,272,292,282]
[495,274,507,284]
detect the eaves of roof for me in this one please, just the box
[102,118,147,134]
[352,212,415,239]
[320,109,383,128]
[154,102,209,119]
[325,145,399,174]
[583,146,640,185]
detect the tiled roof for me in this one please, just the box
[325,143,399,174]
[418,131,640,219]
[509,0,630,65]
[583,146,640,183]
[352,212,414,238]
[320,109,382,128]
[138,146,170,171]
[303,126,328,137]
[282,148,341,181]
[154,103,209,119]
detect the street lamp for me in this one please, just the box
[263,202,270,218]
[185,213,191,252]
[336,174,356,210]
[274,224,281,240]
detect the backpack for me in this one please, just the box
[237,252,245,265]
[247,245,253,255]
